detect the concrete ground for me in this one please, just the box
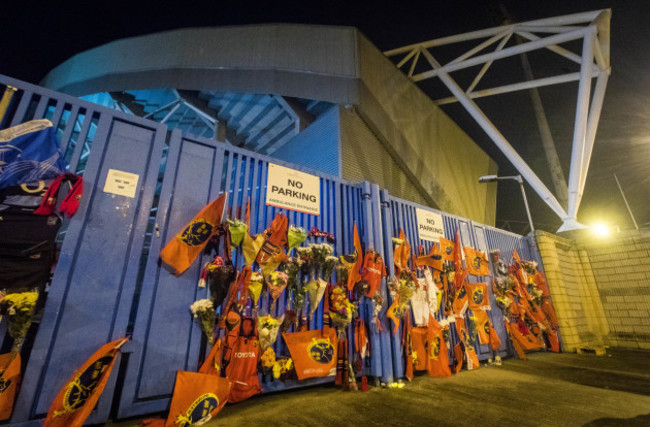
[111,349,650,426]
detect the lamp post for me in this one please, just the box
[479,174,535,234]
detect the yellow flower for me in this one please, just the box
[272,364,281,379]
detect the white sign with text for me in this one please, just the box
[416,208,445,241]
[266,163,320,215]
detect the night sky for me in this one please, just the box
[1,0,648,233]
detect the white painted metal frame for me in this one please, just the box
[385,10,611,232]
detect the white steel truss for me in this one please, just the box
[385,10,611,232]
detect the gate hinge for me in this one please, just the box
[361,192,371,200]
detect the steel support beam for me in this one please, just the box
[419,48,568,220]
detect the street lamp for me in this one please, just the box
[479,174,535,234]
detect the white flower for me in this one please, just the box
[190,299,214,317]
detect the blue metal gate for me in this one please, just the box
[0,74,545,425]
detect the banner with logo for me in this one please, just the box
[165,371,231,427]
[0,353,20,421]
[44,338,128,427]
[282,328,337,380]
[160,194,227,276]
[463,246,490,276]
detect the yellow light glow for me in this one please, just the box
[591,223,610,237]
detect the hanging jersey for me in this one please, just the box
[426,317,452,377]
[225,320,262,403]
[361,251,387,299]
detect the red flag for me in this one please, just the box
[439,237,455,262]
[44,338,128,427]
[347,222,363,291]
[463,246,490,276]
[165,371,231,427]
[0,354,20,421]
[160,194,226,276]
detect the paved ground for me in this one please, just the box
[111,349,650,426]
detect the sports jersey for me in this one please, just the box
[361,251,387,299]
[225,319,262,403]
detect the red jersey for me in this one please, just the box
[361,251,387,299]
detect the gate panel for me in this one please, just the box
[11,113,167,424]
[117,133,368,418]
[379,193,543,368]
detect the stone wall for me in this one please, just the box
[536,229,650,351]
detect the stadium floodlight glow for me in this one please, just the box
[591,222,611,237]
[478,174,535,234]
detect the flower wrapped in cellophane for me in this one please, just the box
[227,219,248,248]
[287,226,308,252]
[306,278,327,316]
[190,299,216,345]
[257,314,284,351]
[0,291,38,354]
[200,256,236,309]
[322,255,338,283]
[248,272,264,309]
[266,271,288,307]
[310,243,334,277]
[329,286,356,331]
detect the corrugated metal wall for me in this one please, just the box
[271,105,341,177]
[339,106,429,206]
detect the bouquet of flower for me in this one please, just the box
[260,347,277,375]
[273,357,294,379]
[322,255,338,282]
[495,295,512,315]
[310,243,334,276]
[190,299,216,345]
[258,314,283,350]
[227,219,248,248]
[287,226,308,252]
[204,256,236,309]
[0,292,39,354]
[297,246,314,278]
[279,256,301,288]
[266,271,288,307]
[249,272,264,309]
[335,264,349,287]
[329,286,356,331]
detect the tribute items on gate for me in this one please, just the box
[148,188,562,424]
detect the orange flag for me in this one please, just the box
[414,244,443,271]
[0,354,20,421]
[199,338,223,376]
[164,371,231,427]
[346,222,363,291]
[426,316,452,377]
[44,338,128,427]
[463,246,490,276]
[439,236,455,262]
[160,194,226,276]
[466,282,489,310]
[282,328,337,380]
[455,317,479,370]
[393,229,411,274]
[452,285,468,316]
[472,309,492,346]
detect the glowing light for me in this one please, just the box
[591,223,610,237]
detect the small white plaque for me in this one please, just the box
[103,169,139,198]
